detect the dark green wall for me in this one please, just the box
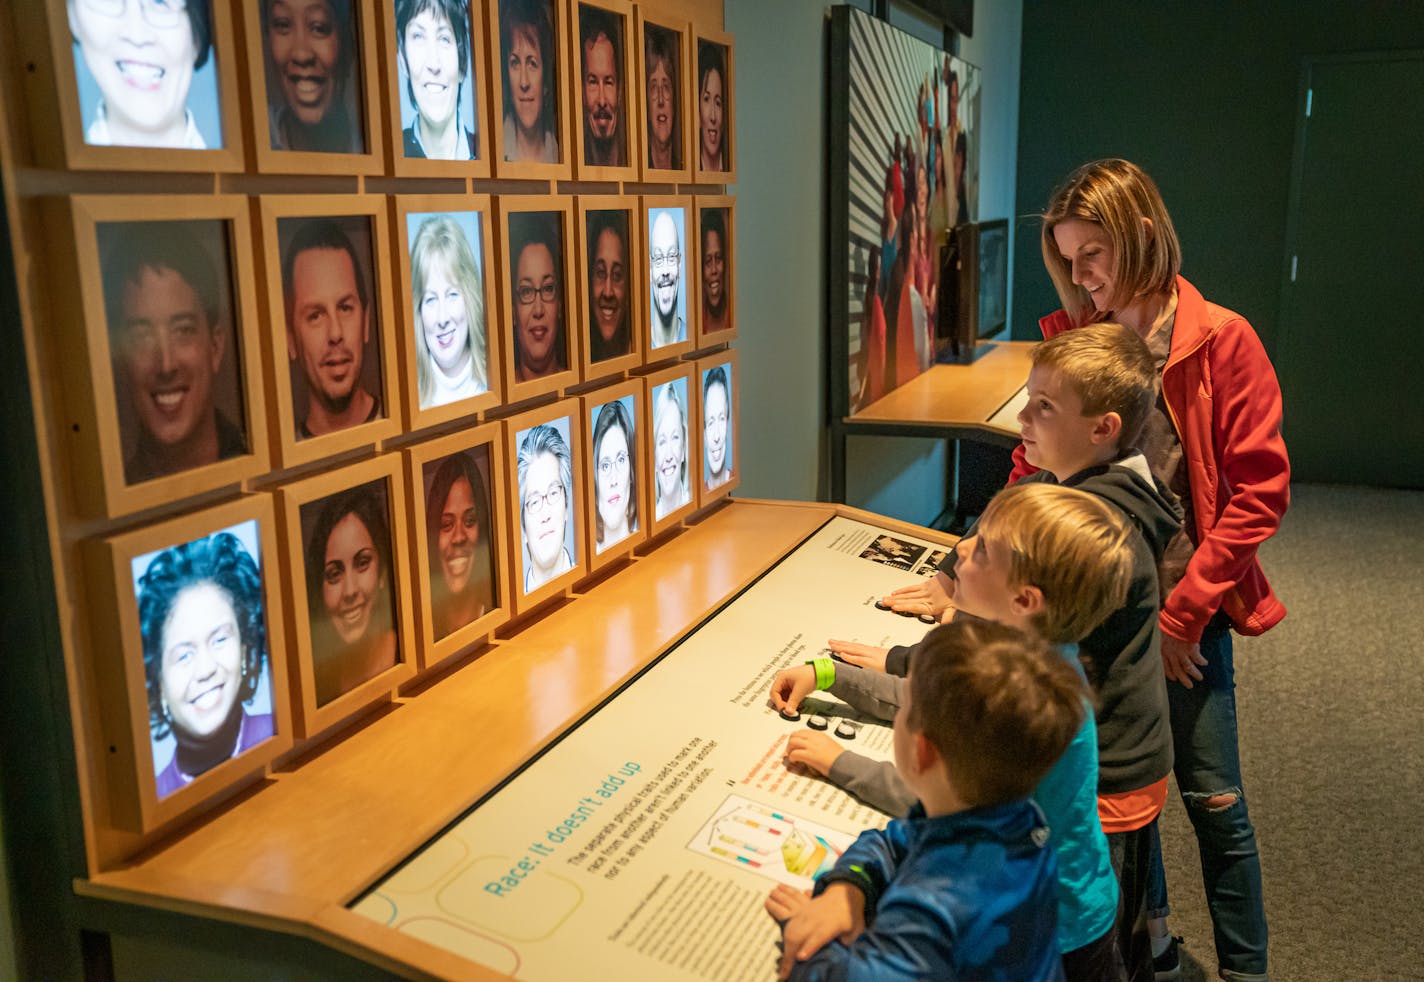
[1013,0,1424,349]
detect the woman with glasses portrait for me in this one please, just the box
[591,399,636,551]
[508,212,567,381]
[517,423,574,591]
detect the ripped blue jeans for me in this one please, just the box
[1147,614,1268,980]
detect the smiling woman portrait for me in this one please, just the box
[498,0,559,163]
[409,213,487,408]
[424,449,495,638]
[262,0,365,153]
[394,0,478,160]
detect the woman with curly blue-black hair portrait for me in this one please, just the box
[136,525,272,798]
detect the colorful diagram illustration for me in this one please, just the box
[689,794,855,887]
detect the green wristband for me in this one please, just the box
[809,656,836,691]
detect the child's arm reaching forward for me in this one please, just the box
[783,731,917,818]
[770,661,906,721]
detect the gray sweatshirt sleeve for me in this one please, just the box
[827,663,907,721]
[827,751,917,817]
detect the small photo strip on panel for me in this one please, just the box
[395,193,503,430]
[46,194,269,520]
[581,378,646,571]
[504,399,586,613]
[642,195,695,364]
[568,0,638,182]
[277,454,416,739]
[496,196,581,403]
[384,0,492,176]
[404,421,512,671]
[692,28,735,185]
[487,0,573,179]
[257,195,400,469]
[695,348,739,507]
[635,6,691,183]
[82,495,292,833]
[644,362,697,535]
[576,195,643,382]
[694,194,736,345]
[35,0,245,172]
[240,0,385,174]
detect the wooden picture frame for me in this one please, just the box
[495,195,580,403]
[694,348,739,507]
[382,0,492,177]
[393,194,503,430]
[257,194,401,470]
[692,29,736,185]
[635,8,691,184]
[487,0,573,180]
[404,422,512,672]
[277,455,416,738]
[582,378,646,571]
[26,0,245,172]
[82,495,292,834]
[241,0,385,174]
[575,194,643,383]
[643,362,697,535]
[694,194,736,345]
[567,0,638,182]
[642,194,695,364]
[44,194,269,520]
[504,399,586,614]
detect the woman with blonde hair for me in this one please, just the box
[410,215,487,408]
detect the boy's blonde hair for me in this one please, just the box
[1032,323,1158,449]
[976,483,1134,644]
[908,619,1086,807]
[1040,158,1181,325]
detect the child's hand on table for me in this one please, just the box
[784,730,844,776]
[774,881,866,979]
[825,639,890,673]
[770,665,818,713]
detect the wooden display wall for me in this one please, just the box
[0,0,733,877]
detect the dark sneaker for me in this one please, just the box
[1153,935,1183,981]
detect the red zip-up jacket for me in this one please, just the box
[1008,276,1289,643]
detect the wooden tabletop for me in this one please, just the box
[849,340,1034,437]
[79,500,843,978]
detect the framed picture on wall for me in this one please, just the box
[82,495,292,833]
[496,196,580,403]
[240,0,385,174]
[394,194,502,429]
[404,422,511,671]
[487,0,572,179]
[504,400,586,613]
[277,454,416,738]
[644,363,696,535]
[384,0,491,176]
[694,194,736,345]
[642,195,695,364]
[568,0,637,182]
[257,195,400,469]
[581,378,644,571]
[692,29,735,184]
[634,9,691,183]
[694,349,738,507]
[31,0,245,172]
[575,195,642,382]
[45,194,269,520]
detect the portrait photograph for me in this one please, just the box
[494,0,565,169]
[97,218,250,488]
[645,203,688,352]
[588,393,638,555]
[699,357,736,498]
[67,0,224,150]
[649,375,690,522]
[694,35,733,180]
[513,415,578,596]
[391,0,481,163]
[277,213,387,443]
[130,519,276,800]
[406,209,490,411]
[638,17,686,179]
[298,476,401,708]
[698,202,734,338]
[584,208,634,365]
[574,0,632,177]
[258,0,368,154]
[422,445,497,642]
[505,209,571,386]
